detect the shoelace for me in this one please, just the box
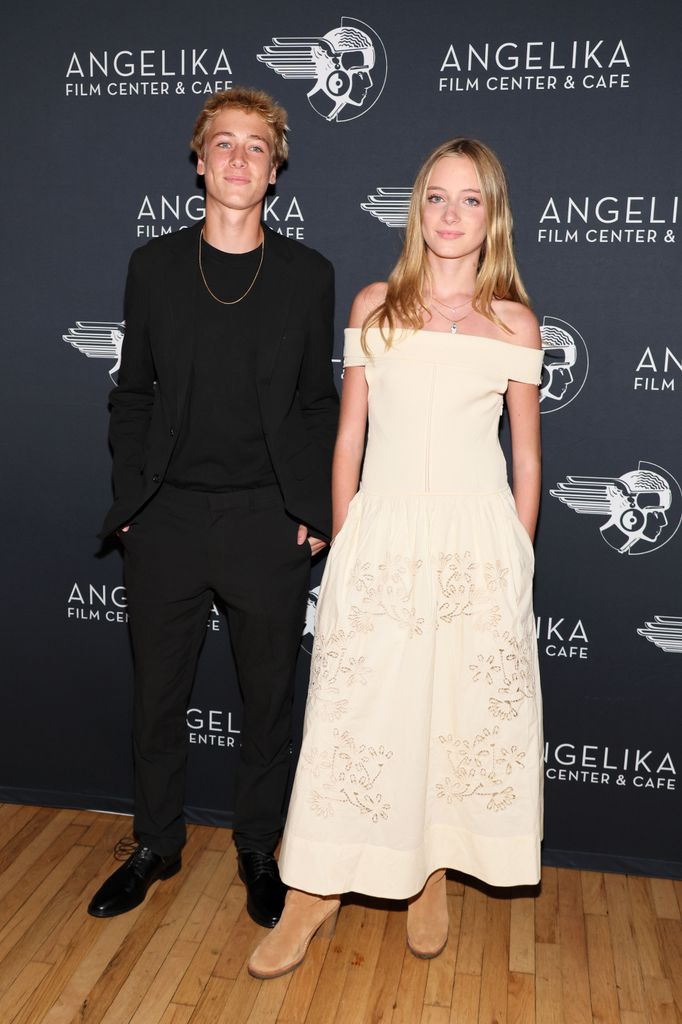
[129,845,167,879]
[114,836,138,861]
[244,851,277,880]
[114,838,158,876]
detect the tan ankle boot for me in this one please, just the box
[247,888,340,979]
[407,869,448,959]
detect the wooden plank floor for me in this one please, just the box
[0,805,680,1024]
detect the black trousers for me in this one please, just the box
[122,483,311,857]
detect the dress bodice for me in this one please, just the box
[344,327,543,495]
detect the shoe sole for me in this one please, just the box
[407,935,448,959]
[248,953,305,980]
[247,907,339,979]
[87,858,182,918]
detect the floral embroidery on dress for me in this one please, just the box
[348,605,375,634]
[350,560,375,595]
[433,726,526,812]
[348,553,424,637]
[468,628,536,720]
[303,729,393,823]
[484,560,509,593]
[304,542,537,827]
[307,628,371,721]
[435,551,502,631]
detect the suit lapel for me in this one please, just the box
[252,228,295,425]
[165,224,201,424]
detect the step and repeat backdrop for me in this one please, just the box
[2,0,681,878]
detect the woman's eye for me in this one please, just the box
[427,194,444,203]
[464,197,480,206]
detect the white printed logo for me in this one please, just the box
[187,707,240,749]
[258,17,387,122]
[301,585,320,654]
[63,322,124,383]
[545,741,676,791]
[135,192,205,239]
[67,582,128,624]
[65,48,234,99]
[637,616,682,654]
[438,39,632,95]
[550,461,682,555]
[536,615,589,660]
[133,190,306,240]
[361,187,412,227]
[537,194,678,246]
[633,345,681,393]
[540,317,589,413]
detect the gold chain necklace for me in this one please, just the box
[198,227,264,305]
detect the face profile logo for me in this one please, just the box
[637,616,682,654]
[63,321,124,384]
[550,461,682,555]
[257,17,387,123]
[300,585,320,654]
[361,187,412,227]
[539,317,589,414]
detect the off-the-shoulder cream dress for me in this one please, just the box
[280,328,544,896]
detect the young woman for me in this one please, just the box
[249,138,544,978]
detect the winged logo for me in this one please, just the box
[256,39,322,81]
[637,616,682,654]
[550,475,626,517]
[550,461,681,555]
[361,188,412,228]
[257,18,387,123]
[63,321,124,384]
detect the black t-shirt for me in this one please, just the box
[166,237,277,492]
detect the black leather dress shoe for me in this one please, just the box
[237,850,286,928]
[87,845,181,918]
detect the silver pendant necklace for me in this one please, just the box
[448,315,471,335]
[430,295,473,334]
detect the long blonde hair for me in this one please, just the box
[361,138,530,353]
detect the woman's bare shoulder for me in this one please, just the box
[348,281,388,328]
[493,300,541,349]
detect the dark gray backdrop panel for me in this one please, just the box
[2,0,680,877]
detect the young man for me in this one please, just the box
[89,88,338,927]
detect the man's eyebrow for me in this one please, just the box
[212,130,270,144]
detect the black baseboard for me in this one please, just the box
[0,787,134,817]
[541,845,681,881]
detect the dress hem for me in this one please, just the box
[280,824,541,899]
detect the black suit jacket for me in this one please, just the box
[101,223,339,539]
